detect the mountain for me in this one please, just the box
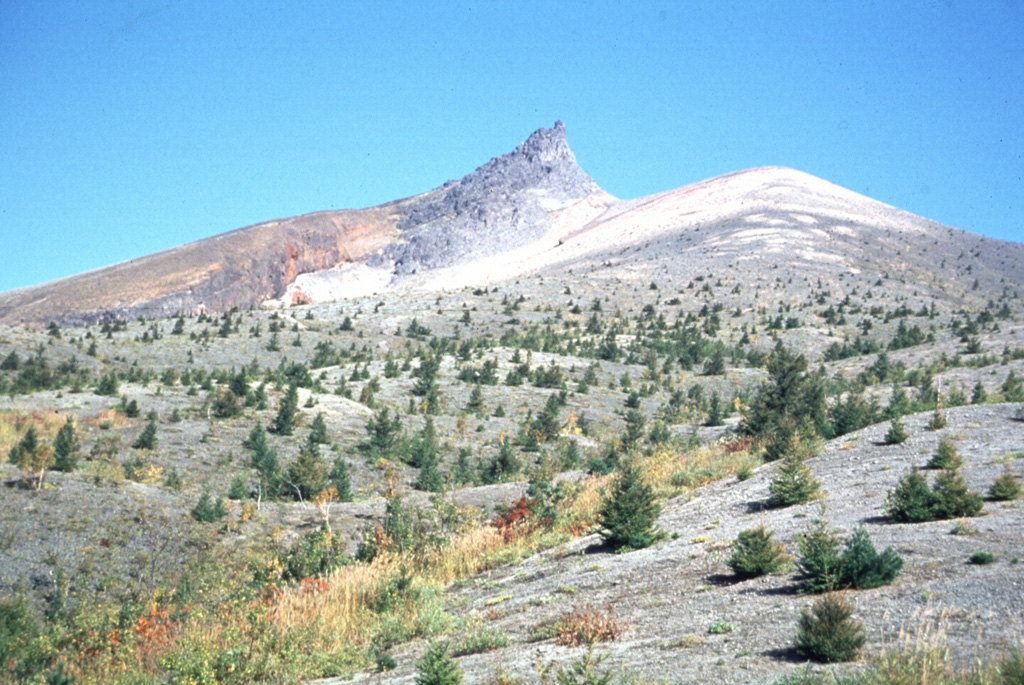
[1,123,1021,326]
[3,125,1024,683]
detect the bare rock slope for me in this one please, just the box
[327,404,1024,684]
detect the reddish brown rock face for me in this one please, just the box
[0,203,401,326]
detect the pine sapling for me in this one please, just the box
[796,514,843,594]
[598,459,662,551]
[884,418,909,445]
[927,436,962,469]
[931,468,983,519]
[767,452,821,508]
[838,527,903,589]
[988,464,1021,501]
[794,594,865,663]
[727,526,790,577]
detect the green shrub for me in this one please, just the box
[286,444,329,501]
[376,653,397,672]
[415,642,462,685]
[796,515,844,594]
[96,371,120,396]
[885,469,936,523]
[52,417,79,472]
[727,526,789,577]
[794,594,865,663]
[329,456,352,502]
[307,412,329,446]
[0,595,55,681]
[969,551,995,565]
[281,524,350,582]
[536,645,616,685]
[884,418,909,445]
[164,467,184,491]
[132,419,158,450]
[192,490,227,522]
[767,453,821,508]
[998,648,1024,683]
[121,454,148,482]
[271,383,299,435]
[450,624,510,656]
[926,436,962,469]
[988,466,1021,501]
[887,467,983,522]
[925,409,947,430]
[838,527,903,589]
[228,474,248,500]
[598,460,662,551]
[931,468,983,519]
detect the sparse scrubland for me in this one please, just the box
[1,268,1022,683]
[2,127,1024,682]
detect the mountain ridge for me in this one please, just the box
[1,124,1021,326]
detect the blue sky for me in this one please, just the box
[1,1,1021,292]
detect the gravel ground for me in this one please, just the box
[323,403,1024,684]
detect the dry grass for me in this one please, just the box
[80,408,129,431]
[0,409,66,453]
[158,473,615,678]
[642,442,760,498]
[554,603,625,646]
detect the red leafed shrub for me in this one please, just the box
[722,435,756,453]
[298,577,329,594]
[492,496,540,542]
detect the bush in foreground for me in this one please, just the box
[885,467,983,522]
[415,642,462,685]
[767,453,821,508]
[727,526,790,577]
[794,594,865,663]
[838,527,903,589]
[598,460,661,551]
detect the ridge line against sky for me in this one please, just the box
[1,1,1022,292]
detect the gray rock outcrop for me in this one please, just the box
[370,121,599,275]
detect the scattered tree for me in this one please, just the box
[329,456,352,502]
[286,444,329,502]
[132,419,158,450]
[192,490,227,522]
[883,418,908,445]
[767,451,821,508]
[727,526,789,577]
[989,464,1021,501]
[271,384,300,435]
[51,418,78,473]
[927,436,962,469]
[307,412,329,446]
[598,459,661,551]
[415,641,462,685]
[794,594,865,663]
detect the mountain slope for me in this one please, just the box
[2,124,1022,326]
[0,122,606,326]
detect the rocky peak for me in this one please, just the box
[465,120,598,200]
[375,122,601,276]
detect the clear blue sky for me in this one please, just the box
[1,1,1022,292]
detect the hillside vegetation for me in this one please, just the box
[1,125,1023,683]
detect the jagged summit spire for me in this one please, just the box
[373,121,601,275]
[500,121,596,196]
[518,120,568,157]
